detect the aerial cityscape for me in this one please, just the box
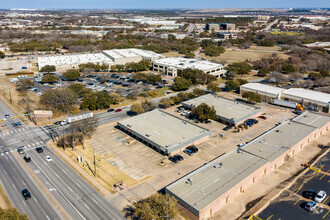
[0,1,329,220]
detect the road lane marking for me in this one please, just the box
[31,160,86,220]
[76,183,82,188]
[4,170,7,175]
[14,130,17,133]
[32,143,35,146]
[67,186,73,192]
[320,169,330,180]
[46,215,50,220]
[28,144,31,147]
[55,173,59,178]
[10,131,13,133]
[12,184,17,190]
[33,197,38,203]
[22,181,26,186]
[314,196,328,214]
[92,198,99,205]
[36,142,39,145]
[84,203,90,210]
[18,129,21,131]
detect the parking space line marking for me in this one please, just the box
[294,198,302,205]
[320,169,330,180]
[323,209,330,219]
[266,214,273,220]
[290,184,303,198]
[314,196,329,214]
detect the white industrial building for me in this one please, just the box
[38,48,164,71]
[240,83,330,113]
[152,58,226,78]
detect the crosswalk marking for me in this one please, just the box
[28,144,31,147]
[32,143,35,146]
[15,130,17,133]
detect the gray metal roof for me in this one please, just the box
[165,111,330,212]
[182,94,261,124]
[117,109,211,153]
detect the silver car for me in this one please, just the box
[305,201,319,212]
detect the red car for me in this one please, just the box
[115,109,122,113]
[258,115,267,120]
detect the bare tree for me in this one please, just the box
[265,72,288,84]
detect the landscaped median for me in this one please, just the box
[50,141,146,194]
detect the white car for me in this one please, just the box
[44,156,53,162]
[315,190,327,202]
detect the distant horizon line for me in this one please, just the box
[2,7,330,10]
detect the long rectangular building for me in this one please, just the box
[165,111,330,219]
[240,83,330,113]
[182,94,261,126]
[152,58,226,78]
[117,109,211,155]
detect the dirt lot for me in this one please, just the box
[201,45,290,64]
[81,93,295,211]
[0,183,12,209]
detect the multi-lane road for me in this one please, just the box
[0,100,124,220]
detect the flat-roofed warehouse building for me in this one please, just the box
[38,48,164,71]
[117,109,211,155]
[240,83,330,113]
[152,57,226,78]
[38,53,114,71]
[282,88,330,113]
[182,94,261,126]
[102,48,164,65]
[165,112,330,220]
[240,83,285,102]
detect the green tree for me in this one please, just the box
[236,78,248,85]
[308,72,322,80]
[179,68,216,85]
[225,80,240,90]
[204,46,225,57]
[63,69,80,81]
[227,62,252,76]
[130,103,145,115]
[207,82,221,93]
[16,79,34,93]
[129,193,178,220]
[172,77,192,91]
[40,88,77,113]
[193,88,206,96]
[0,51,5,58]
[257,68,270,76]
[159,98,174,108]
[242,91,262,103]
[170,96,182,105]
[0,207,29,220]
[68,83,91,97]
[146,75,162,84]
[282,64,295,73]
[41,75,59,83]
[191,103,217,122]
[40,65,56,73]
[81,91,112,110]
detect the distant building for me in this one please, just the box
[205,23,235,31]
[152,57,226,78]
[166,111,330,220]
[117,109,211,156]
[182,94,261,126]
[257,15,270,21]
[240,83,330,113]
[217,32,237,40]
[37,48,164,71]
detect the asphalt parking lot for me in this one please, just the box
[256,151,330,220]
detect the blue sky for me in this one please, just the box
[1,0,329,9]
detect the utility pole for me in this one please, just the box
[8,88,12,104]
[93,147,96,177]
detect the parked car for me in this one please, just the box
[169,156,179,163]
[115,109,122,113]
[187,145,199,153]
[305,201,319,212]
[5,114,10,118]
[23,155,31,162]
[60,120,67,126]
[174,154,184,161]
[223,125,233,131]
[293,110,303,115]
[303,190,316,199]
[315,190,327,202]
[183,149,194,156]
[36,147,43,153]
[258,116,267,120]
[22,189,31,200]
[107,108,114,112]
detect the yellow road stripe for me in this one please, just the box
[314,196,329,214]
[323,209,330,219]
[266,214,273,220]
[320,169,330,180]
[294,198,302,205]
